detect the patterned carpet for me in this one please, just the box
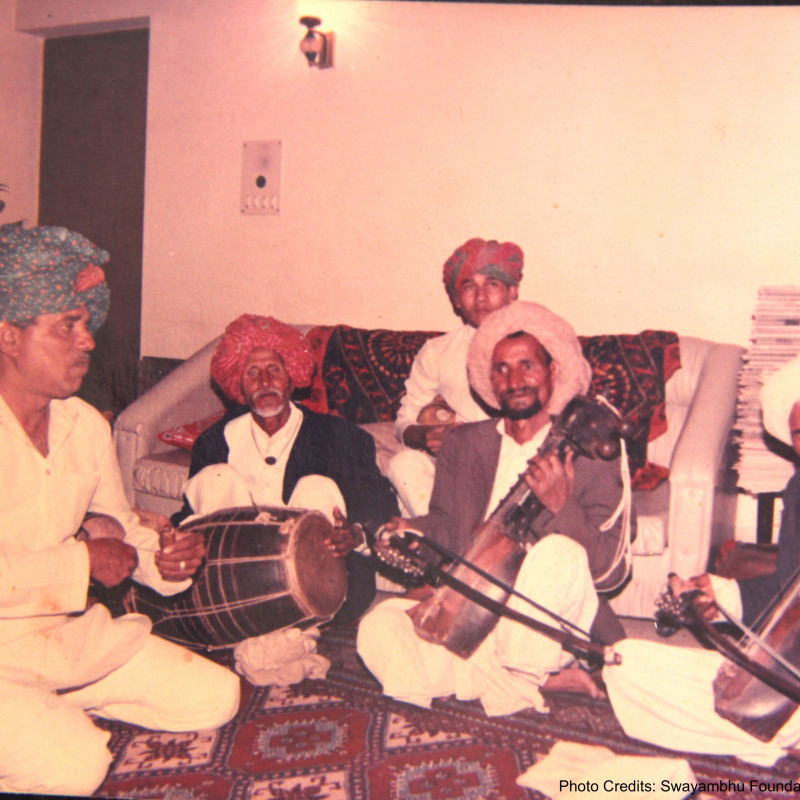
[93,624,800,800]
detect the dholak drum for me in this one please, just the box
[125,506,348,650]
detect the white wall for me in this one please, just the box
[14,0,800,358]
[1,0,41,225]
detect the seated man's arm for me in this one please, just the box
[89,426,193,596]
[0,538,92,618]
[395,338,441,447]
[529,454,627,586]
[739,473,800,625]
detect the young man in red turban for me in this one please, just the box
[388,238,523,516]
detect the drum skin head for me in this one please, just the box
[287,511,348,618]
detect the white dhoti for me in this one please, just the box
[604,638,800,767]
[0,610,240,796]
[357,534,598,716]
[183,465,347,523]
[387,448,436,517]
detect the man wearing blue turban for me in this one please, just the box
[0,223,239,796]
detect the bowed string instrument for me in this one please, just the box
[368,394,635,668]
[656,568,800,742]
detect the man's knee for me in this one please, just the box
[34,743,112,797]
[524,534,591,577]
[357,598,416,646]
[387,449,435,516]
[0,748,110,797]
[100,636,241,732]
[290,475,346,522]
[0,695,112,796]
[206,665,241,727]
[183,463,251,516]
[162,653,241,731]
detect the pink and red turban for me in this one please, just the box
[442,238,524,302]
[467,301,591,416]
[211,314,315,404]
[0,222,110,333]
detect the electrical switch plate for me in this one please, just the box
[241,140,281,215]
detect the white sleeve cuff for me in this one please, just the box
[708,573,743,622]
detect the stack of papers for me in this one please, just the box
[733,286,799,495]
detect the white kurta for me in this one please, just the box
[390,324,488,515]
[182,403,347,523]
[357,534,599,716]
[0,395,239,796]
[393,324,488,440]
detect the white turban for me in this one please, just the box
[761,354,800,445]
[467,301,592,415]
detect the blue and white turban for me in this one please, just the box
[0,222,110,333]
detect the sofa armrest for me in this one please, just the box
[114,337,224,504]
[667,341,744,577]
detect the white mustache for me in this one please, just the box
[253,389,282,402]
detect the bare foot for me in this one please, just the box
[541,667,606,699]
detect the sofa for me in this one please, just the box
[114,325,744,618]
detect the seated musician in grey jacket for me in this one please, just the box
[357,301,633,716]
[604,354,800,767]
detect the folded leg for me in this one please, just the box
[604,638,788,767]
[63,632,240,732]
[0,679,112,796]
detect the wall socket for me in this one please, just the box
[241,140,281,215]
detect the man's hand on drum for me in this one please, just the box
[524,450,575,513]
[327,507,363,558]
[86,537,138,587]
[154,517,207,582]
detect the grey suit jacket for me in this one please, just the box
[411,418,629,644]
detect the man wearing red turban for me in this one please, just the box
[388,237,524,517]
[174,314,399,624]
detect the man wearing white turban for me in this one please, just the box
[604,353,800,766]
[358,302,632,716]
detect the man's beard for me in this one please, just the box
[500,394,543,421]
[253,402,286,419]
[251,391,287,419]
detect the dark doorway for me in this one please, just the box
[38,28,149,415]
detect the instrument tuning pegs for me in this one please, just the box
[595,439,621,461]
[618,418,638,439]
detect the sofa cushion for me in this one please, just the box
[157,410,225,450]
[631,481,670,555]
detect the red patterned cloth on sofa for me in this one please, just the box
[303,326,444,422]
[304,325,680,489]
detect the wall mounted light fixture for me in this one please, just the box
[299,16,333,69]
